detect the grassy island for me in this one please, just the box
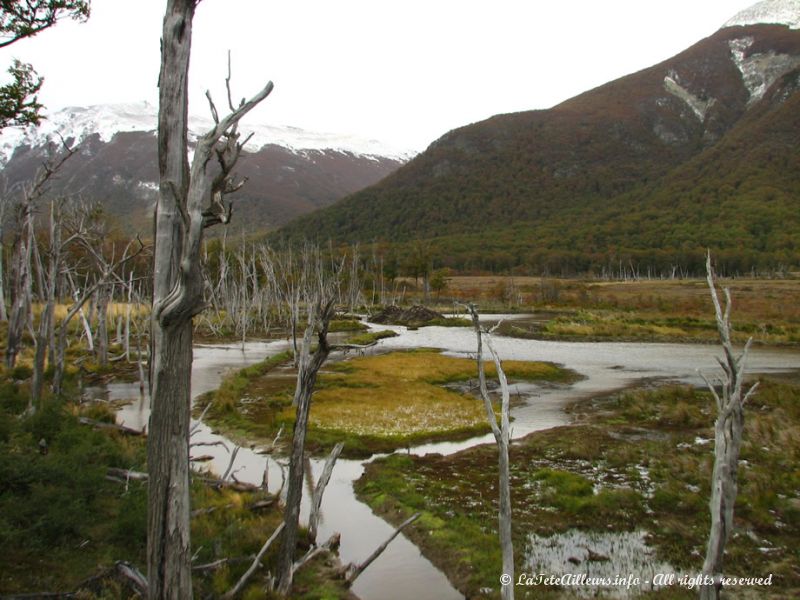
[198,348,575,458]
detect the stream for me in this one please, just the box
[89,319,800,600]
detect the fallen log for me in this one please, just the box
[78,417,145,436]
[222,522,285,599]
[192,556,251,572]
[293,532,341,576]
[346,512,421,584]
[107,467,149,482]
[189,454,214,463]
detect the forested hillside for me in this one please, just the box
[278,24,800,275]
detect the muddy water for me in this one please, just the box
[95,322,800,600]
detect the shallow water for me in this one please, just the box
[523,530,677,597]
[100,322,799,600]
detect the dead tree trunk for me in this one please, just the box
[148,3,273,598]
[95,282,111,366]
[468,303,514,600]
[31,200,62,405]
[0,193,8,323]
[308,441,344,543]
[52,239,143,396]
[6,200,33,369]
[276,298,335,595]
[699,254,758,600]
[5,147,75,369]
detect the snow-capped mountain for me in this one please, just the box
[0,101,414,165]
[0,102,413,232]
[723,0,800,29]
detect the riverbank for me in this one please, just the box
[355,377,800,599]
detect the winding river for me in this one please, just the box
[92,318,800,600]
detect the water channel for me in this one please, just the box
[91,317,800,599]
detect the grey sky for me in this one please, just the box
[4,0,757,151]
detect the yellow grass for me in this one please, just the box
[287,350,564,439]
[33,302,150,322]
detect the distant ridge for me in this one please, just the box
[0,102,412,233]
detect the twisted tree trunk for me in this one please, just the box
[276,299,335,594]
[148,3,273,597]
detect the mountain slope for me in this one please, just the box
[278,16,800,274]
[0,103,412,233]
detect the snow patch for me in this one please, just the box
[0,101,416,165]
[663,72,715,121]
[728,37,800,104]
[723,0,800,29]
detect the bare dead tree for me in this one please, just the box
[149,3,273,598]
[698,253,758,600]
[5,141,76,369]
[468,303,514,600]
[275,250,338,593]
[30,198,66,405]
[52,226,145,396]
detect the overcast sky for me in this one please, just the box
[4,0,758,152]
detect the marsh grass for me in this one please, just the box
[200,348,574,457]
[356,379,800,598]
[344,329,398,345]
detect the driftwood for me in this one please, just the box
[191,503,234,518]
[192,556,250,572]
[293,532,340,576]
[0,561,149,599]
[78,417,145,436]
[189,440,228,453]
[220,445,241,481]
[106,468,262,493]
[114,561,148,597]
[194,476,261,493]
[106,467,149,484]
[190,402,213,436]
[248,498,276,511]
[189,454,214,463]
[221,522,285,600]
[346,512,421,584]
[308,442,344,542]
